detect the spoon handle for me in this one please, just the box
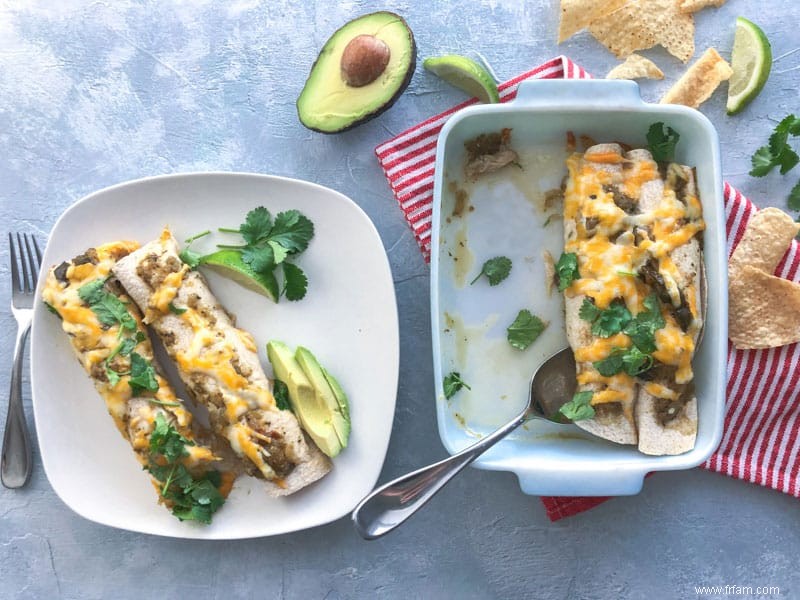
[351,410,528,540]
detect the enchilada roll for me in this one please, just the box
[633,157,703,455]
[560,142,704,455]
[42,242,232,523]
[563,143,639,445]
[112,229,331,496]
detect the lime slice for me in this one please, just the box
[199,249,280,302]
[727,17,772,115]
[423,55,500,103]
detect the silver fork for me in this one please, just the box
[2,233,40,488]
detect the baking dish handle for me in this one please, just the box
[514,466,649,497]
[511,79,646,109]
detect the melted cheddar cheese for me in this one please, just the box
[563,149,705,408]
[42,241,219,474]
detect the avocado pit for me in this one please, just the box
[341,34,391,87]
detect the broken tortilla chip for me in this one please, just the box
[729,265,800,349]
[660,47,732,107]
[679,0,726,14]
[558,0,628,43]
[606,54,665,80]
[588,0,695,63]
[729,208,800,278]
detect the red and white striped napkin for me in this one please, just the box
[375,56,800,521]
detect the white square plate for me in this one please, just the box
[31,172,399,539]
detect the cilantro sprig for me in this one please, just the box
[559,391,595,421]
[751,115,800,177]
[180,207,315,302]
[273,379,293,411]
[443,372,471,400]
[146,414,225,524]
[507,309,547,350]
[750,115,800,213]
[470,256,512,286]
[646,122,680,163]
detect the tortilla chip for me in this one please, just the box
[729,208,800,278]
[558,0,628,43]
[679,0,726,13]
[588,0,695,63]
[660,47,732,107]
[730,266,800,349]
[606,54,665,80]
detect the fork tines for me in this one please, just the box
[9,233,42,294]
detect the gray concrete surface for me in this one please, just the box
[1,1,799,598]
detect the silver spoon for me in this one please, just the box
[351,347,577,540]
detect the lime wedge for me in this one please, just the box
[199,249,280,302]
[423,55,500,103]
[727,17,772,115]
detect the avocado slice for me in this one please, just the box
[295,347,350,448]
[266,341,343,457]
[296,11,416,133]
[199,250,280,302]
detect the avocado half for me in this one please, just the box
[296,11,416,134]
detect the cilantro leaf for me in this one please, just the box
[594,346,654,377]
[107,331,146,363]
[269,210,315,254]
[78,278,137,332]
[443,372,471,400]
[76,278,106,304]
[470,256,512,286]
[591,302,632,338]
[106,366,122,387]
[268,240,289,265]
[750,146,776,177]
[778,147,800,175]
[168,302,187,315]
[622,294,665,353]
[769,115,800,155]
[556,252,580,291]
[790,180,800,212]
[242,244,275,273]
[128,352,159,395]
[43,301,60,317]
[282,262,308,301]
[559,391,595,421]
[273,379,293,411]
[150,413,193,463]
[239,207,273,245]
[579,298,601,322]
[507,309,547,350]
[621,346,654,376]
[646,122,680,163]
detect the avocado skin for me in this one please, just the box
[296,11,417,134]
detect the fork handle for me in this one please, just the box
[2,323,32,488]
